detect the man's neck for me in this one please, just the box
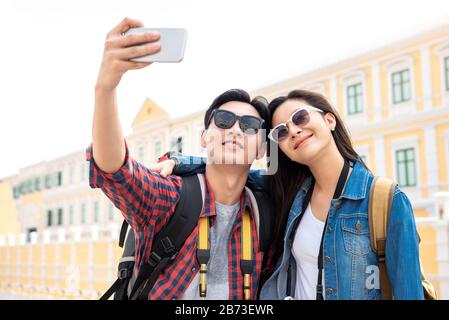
[205,164,250,205]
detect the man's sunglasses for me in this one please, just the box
[207,109,265,135]
[268,106,324,143]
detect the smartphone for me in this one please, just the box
[124,27,187,63]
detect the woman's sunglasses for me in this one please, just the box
[268,106,324,143]
[207,109,265,135]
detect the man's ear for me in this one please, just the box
[201,129,207,149]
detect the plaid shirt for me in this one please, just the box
[86,141,267,300]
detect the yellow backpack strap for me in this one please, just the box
[197,216,210,300]
[368,176,396,300]
[241,209,253,300]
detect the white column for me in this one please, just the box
[373,135,386,176]
[108,239,114,284]
[30,232,38,245]
[70,235,79,296]
[56,242,61,292]
[420,46,433,111]
[16,242,20,288]
[6,245,11,288]
[329,76,338,108]
[88,240,94,294]
[371,63,382,122]
[435,220,449,299]
[19,233,26,245]
[57,228,66,243]
[41,243,46,292]
[29,243,33,289]
[424,126,440,197]
[7,233,15,246]
[43,230,50,244]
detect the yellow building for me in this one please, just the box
[1,22,449,299]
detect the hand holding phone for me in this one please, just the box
[124,28,188,63]
[96,18,162,92]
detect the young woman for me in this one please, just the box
[259,89,423,300]
[156,89,425,300]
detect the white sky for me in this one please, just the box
[0,0,448,179]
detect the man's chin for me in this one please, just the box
[206,155,253,166]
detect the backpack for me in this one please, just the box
[368,176,437,300]
[100,173,274,300]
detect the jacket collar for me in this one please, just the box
[299,159,370,201]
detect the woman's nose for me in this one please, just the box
[287,121,302,137]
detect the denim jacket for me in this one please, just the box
[173,155,424,300]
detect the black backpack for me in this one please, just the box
[100,173,274,300]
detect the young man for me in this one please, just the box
[88,18,272,300]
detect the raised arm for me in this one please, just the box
[93,17,160,173]
[88,18,182,234]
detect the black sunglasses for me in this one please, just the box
[207,109,265,135]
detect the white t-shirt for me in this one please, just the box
[291,203,325,300]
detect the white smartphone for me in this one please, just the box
[124,27,187,63]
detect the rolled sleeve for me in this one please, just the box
[85,141,182,232]
[85,142,135,188]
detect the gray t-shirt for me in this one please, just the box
[182,201,240,300]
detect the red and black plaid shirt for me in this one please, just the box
[86,141,268,300]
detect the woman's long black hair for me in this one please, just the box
[267,89,368,260]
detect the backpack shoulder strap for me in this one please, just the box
[368,176,396,255]
[129,173,205,300]
[368,176,396,300]
[244,186,274,253]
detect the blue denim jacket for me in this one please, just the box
[173,155,424,300]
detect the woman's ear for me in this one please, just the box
[324,112,337,131]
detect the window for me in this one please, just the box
[346,83,364,115]
[108,203,114,221]
[154,141,162,161]
[69,166,74,184]
[171,136,183,153]
[46,210,53,227]
[45,174,52,189]
[138,145,146,162]
[395,148,417,187]
[25,180,33,194]
[34,177,41,191]
[57,208,63,226]
[44,172,60,189]
[445,56,449,92]
[81,204,86,224]
[18,182,26,195]
[13,186,19,199]
[81,163,87,182]
[392,69,411,104]
[26,228,37,243]
[94,201,99,223]
[69,205,74,225]
[57,171,62,187]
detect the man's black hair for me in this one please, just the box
[204,89,270,136]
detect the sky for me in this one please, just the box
[0,0,449,179]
